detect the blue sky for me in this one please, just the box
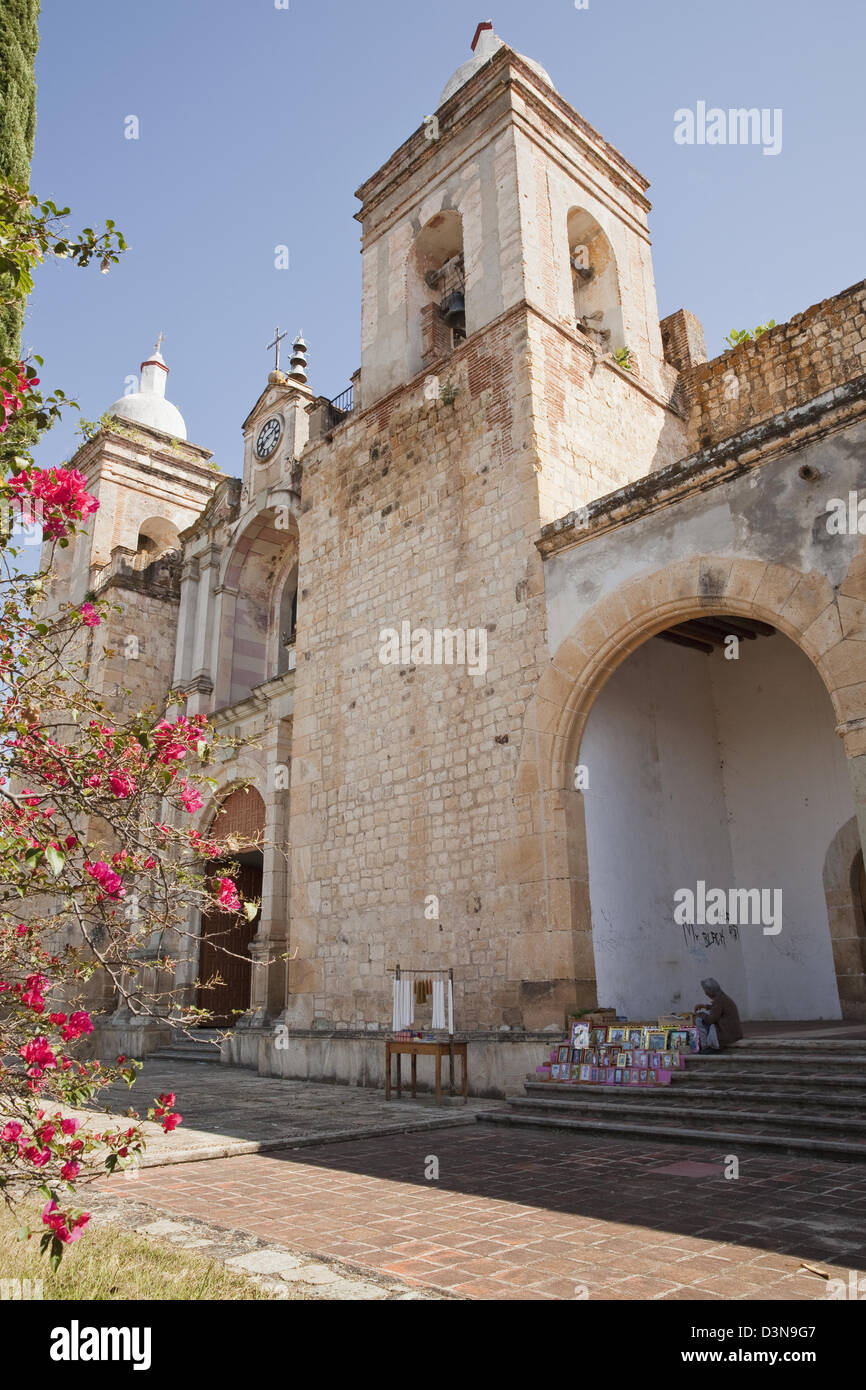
[27,0,865,475]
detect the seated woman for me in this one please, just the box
[694,978,743,1051]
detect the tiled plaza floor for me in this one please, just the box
[97,1124,866,1301]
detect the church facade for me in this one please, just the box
[53,29,866,1093]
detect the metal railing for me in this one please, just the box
[329,384,354,415]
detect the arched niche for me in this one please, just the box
[567,207,625,353]
[407,209,466,378]
[135,515,181,564]
[220,508,299,706]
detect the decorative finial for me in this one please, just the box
[152,330,165,357]
[288,331,308,383]
[471,20,493,51]
[267,326,288,372]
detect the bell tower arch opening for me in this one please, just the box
[567,206,625,354]
[408,209,466,379]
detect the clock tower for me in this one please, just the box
[240,332,313,504]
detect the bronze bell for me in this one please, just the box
[441,290,466,329]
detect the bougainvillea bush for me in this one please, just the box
[0,185,256,1267]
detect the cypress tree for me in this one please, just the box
[0,0,40,361]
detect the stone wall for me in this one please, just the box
[287,311,571,1032]
[680,280,866,454]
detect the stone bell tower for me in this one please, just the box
[44,339,218,715]
[355,23,686,519]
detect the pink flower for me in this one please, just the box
[108,771,136,798]
[162,1113,182,1133]
[179,781,204,814]
[60,1117,80,1136]
[1,1121,22,1143]
[79,602,100,627]
[61,1010,93,1041]
[83,859,125,899]
[23,1145,52,1167]
[41,1200,90,1245]
[216,877,240,911]
[20,1036,57,1069]
[60,1161,81,1181]
[21,973,49,1012]
[9,465,99,540]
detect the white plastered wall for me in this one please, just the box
[579,633,853,1020]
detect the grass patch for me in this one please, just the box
[0,1201,278,1300]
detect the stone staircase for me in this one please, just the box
[478,1040,866,1160]
[150,1028,224,1065]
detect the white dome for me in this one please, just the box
[107,347,187,440]
[438,27,555,108]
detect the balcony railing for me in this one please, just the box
[329,384,354,415]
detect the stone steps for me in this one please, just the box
[523,1080,866,1109]
[151,1031,224,1065]
[479,1041,866,1160]
[509,1091,866,1137]
[479,1109,866,1161]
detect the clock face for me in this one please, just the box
[254,416,282,460]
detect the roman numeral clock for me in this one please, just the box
[254,415,282,460]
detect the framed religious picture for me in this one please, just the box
[649,1052,661,1069]
[608,1027,626,1045]
[590,1067,599,1083]
[669,1030,689,1051]
[685,1028,700,1053]
[647,1030,668,1052]
[571,1022,591,1050]
[551,1063,560,1080]
[591,1027,607,1047]
[558,1044,571,1064]
[661,1053,673,1069]
[616,1051,628,1068]
[605,1067,617,1084]
[622,1068,631,1084]
[648,1069,657,1083]
[635,1050,649,1068]
[579,1064,592,1082]
[630,1071,641,1085]
[639,1068,648,1083]
[627,1028,643,1047]
[614,1068,623,1084]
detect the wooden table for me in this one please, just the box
[385,1039,468,1105]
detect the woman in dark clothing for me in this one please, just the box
[694,977,743,1050]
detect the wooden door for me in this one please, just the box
[196,859,261,1026]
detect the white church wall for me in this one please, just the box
[580,638,744,1019]
[712,636,850,1019]
[579,632,854,1021]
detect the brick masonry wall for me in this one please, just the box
[287,313,571,1031]
[680,280,866,454]
[529,314,687,524]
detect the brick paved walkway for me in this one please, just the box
[98,1125,866,1300]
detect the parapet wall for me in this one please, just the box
[679,279,866,454]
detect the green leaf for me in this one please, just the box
[45,845,65,876]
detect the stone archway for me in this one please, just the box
[194,787,265,1027]
[513,554,866,1018]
